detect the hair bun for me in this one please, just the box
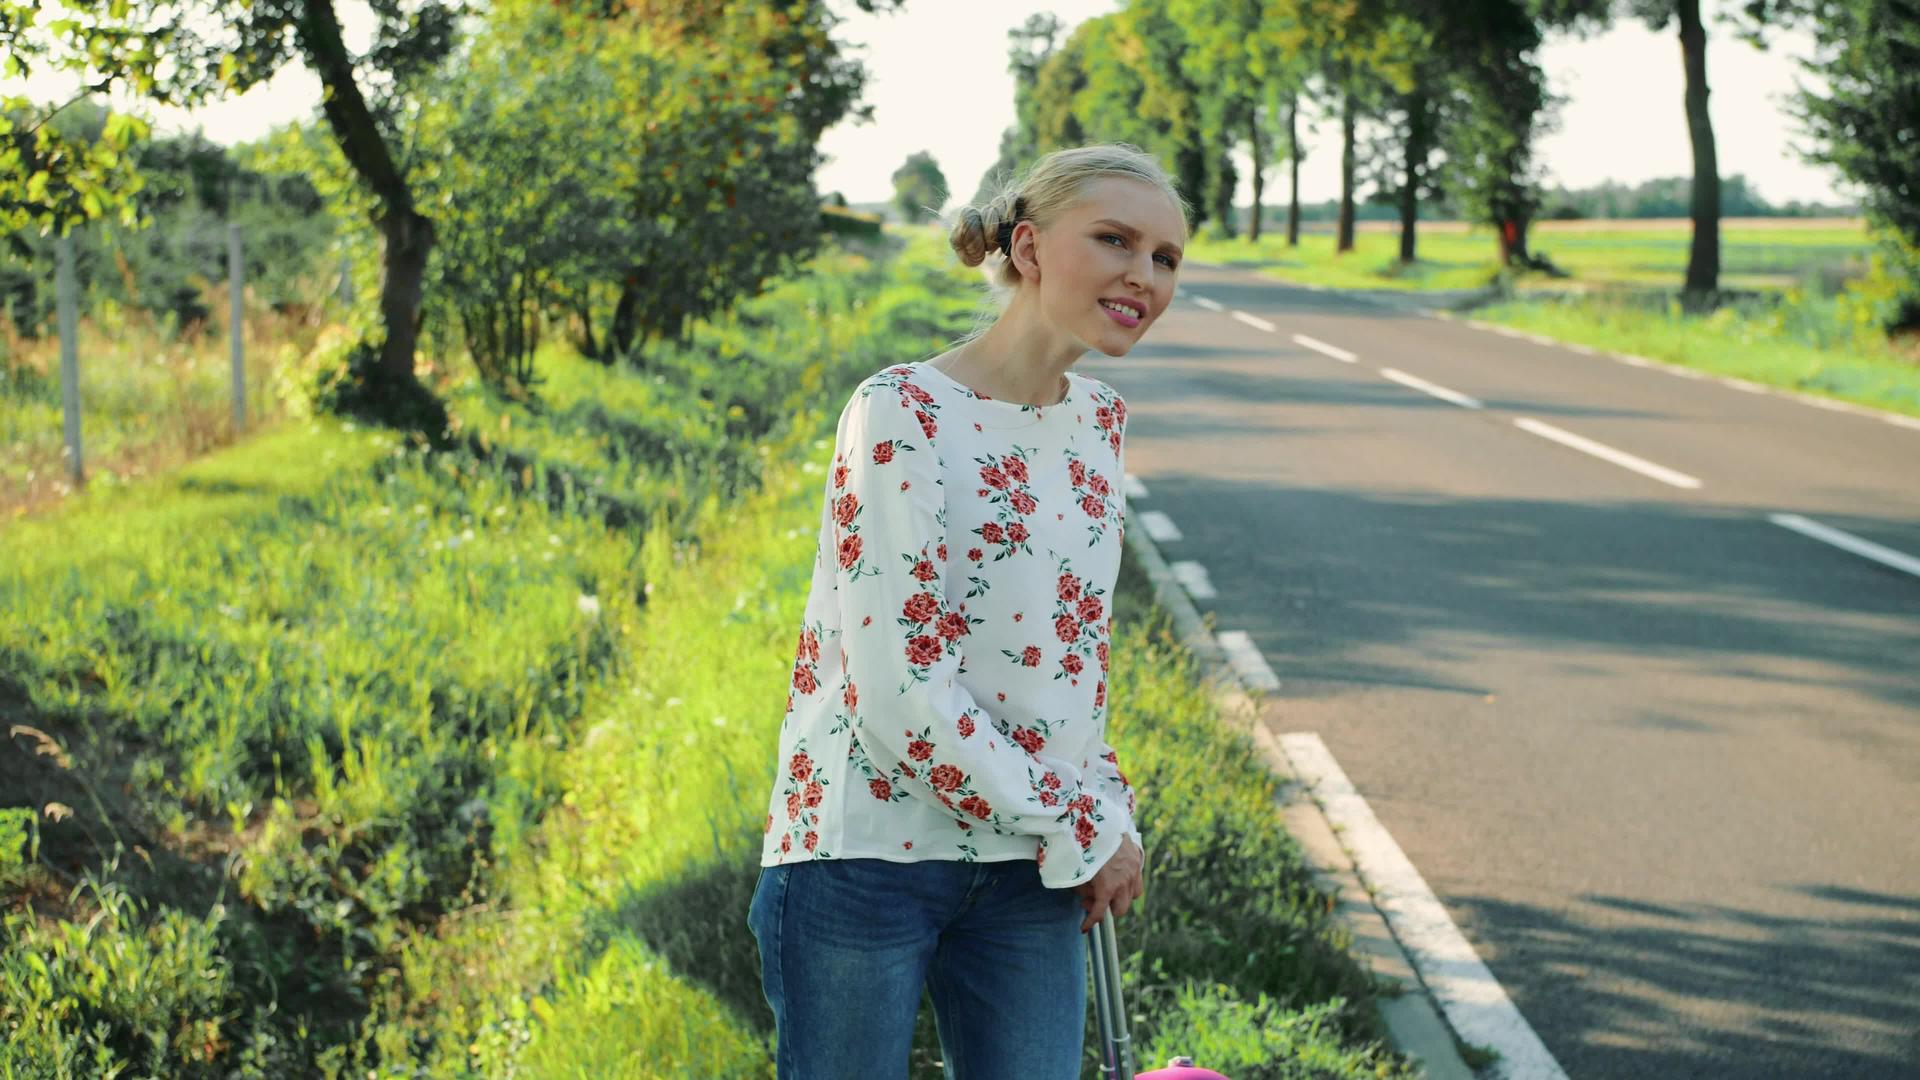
[948,205,992,267]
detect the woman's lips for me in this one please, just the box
[1099,300,1141,328]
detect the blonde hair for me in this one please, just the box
[947,143,1188,300]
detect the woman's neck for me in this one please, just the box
[933,296,1082,407]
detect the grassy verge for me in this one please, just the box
[2,230,1411,1077]
[1186,221,1920,421]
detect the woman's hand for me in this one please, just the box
[1071,834,1145,933]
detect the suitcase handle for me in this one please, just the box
[1088,909,1136,1080]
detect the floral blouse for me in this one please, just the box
[757,360,1142,889]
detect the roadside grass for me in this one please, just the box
[2,229,1413,1077]
[1185,219,1920,421]
[1,282,335,518]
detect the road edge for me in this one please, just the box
[1123,524,1479,1080]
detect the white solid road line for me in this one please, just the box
[1291,333,1359,364]
[1190,295,1225,312]
[1168,560,1218,600]
[1512,417,1704,490]
[1770,513,1920,580]
[1280,732,1569,1080]
[1380,367,1485,410]
[1138,510,1183,543]
[1232,310,1278,333]
[1215,630,1281,690]
[1123,473,1149,500]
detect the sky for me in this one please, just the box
[4,0,1856,212]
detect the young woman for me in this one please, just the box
[748,143,1187,1079]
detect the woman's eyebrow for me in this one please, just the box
[1092,218,1183,253]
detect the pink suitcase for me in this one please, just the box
[1087,911,1231,1080]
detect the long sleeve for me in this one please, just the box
[1085,738,1141,850]
[830,380,1129,888]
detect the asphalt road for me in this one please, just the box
[1078,261,1920,1079]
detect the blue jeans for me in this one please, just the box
[747,857,1088,1080]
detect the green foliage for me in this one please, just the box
[1139,990,1414,1078]
[889,150,948,224]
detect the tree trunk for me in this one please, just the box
[1286,93,1301,248]
[1399,84,1431,264]
[1337,82,1356,254]
[1677,0,1720,301]
[295,0,432,386]
[1248,106,1265,243]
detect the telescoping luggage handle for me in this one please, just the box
[1088,911,1232,1080]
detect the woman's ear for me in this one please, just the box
[1009,221,1041,282]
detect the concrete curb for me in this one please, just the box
[1124,526,1479,1079]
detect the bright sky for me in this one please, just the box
[5,0,1855,211]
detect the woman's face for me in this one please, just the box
[1026,177,1186,358]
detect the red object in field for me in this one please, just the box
[1136,1060,1231,1080]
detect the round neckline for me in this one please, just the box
[911,360,1076,413]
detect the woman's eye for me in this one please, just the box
[1101,234,1125,246]
[1156,254,1178,269]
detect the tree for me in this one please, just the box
[1775,0,1920,325]
[890,151,948,224]
[1626,0,1721,301]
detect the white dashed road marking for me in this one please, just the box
[1168,560,1217,600]
[1138,510,1183,543]
[1512,417,1704,490]
[1379,367,1485,411]
[1123,473,1149,500]
[1770,513,1920,581]
[1281,732,1570,1080]
[1291,333,1359,364]
[1215,630,1281,690]
[1190,295,1225,312]
[1231,310,1277,333]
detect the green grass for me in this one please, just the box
[1186,220,1875,295]
[2,230,1413,1077]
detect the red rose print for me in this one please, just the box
[1061,653,1084,675]
[1021,645,1041,667]
[903,383,934,405]
[1043,772,1063,790]
[834,493,859,527]
[1114,400,1127,424]
[765,813,773,834]
[912,560,936,581]
[907,739,934,761]
[981,522,1005,544]
[981,465,1009,489]
[804,831,819,852]
[907,635,942,666]
[869,778,893,800]
[873,441,895,464]
[1010,491,1037,515]
[1095,681,1106,707]
[1081,494,1105,518]
[780,835,792,854]
[789,752,814,781]
[1075,816,1095,848]
[960,795,993,820]
[793,664,817,695]
[786,792,800,820]
[1110,431,1121,452]
[937,544,948,562]
[1007,522,1029,543]
[1002,455,1028,482]
[833,464,849,489]
[802,629,819,662]
[1095,406,1114,430]
[1069,460,1087,485]
[929,764,964,791]
[844,681,859,710]
[1078,596,1103,623]
[900,762,916,779]
[967,547,984,562]
[1040,790,1058,807]
[902,592,939,623]
[1058,574,1080,602]
[804,781,823,807]
[1071,794,1096,815]
[958,714,976,737]
[1090,475,1110,497]
[937,612,968,641]
[916,411,937,439]
[1013,727,1045,754]
[1097,642,1109,670]
[1055,615,1079,643]
[838,534,862,569]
